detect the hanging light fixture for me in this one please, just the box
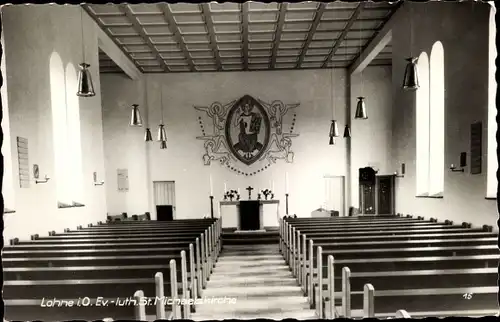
[402,5,419,90]
[343,124,351,138]
[144,78,153,141]
[355,97,367,119]
[329,120,339,145]
[144,128,153,142]
[403,57,419,90]
[328,67,339,145]
[76,7,95,97]
[157,86,167,144]
[342,44,351,139]
[130,104,143,126]
[354,19,368,120]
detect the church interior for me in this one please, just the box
[1,1,499,320]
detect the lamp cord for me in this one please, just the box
[160,86,164,125]
[331,67,334,120]
[144,78,149,127]
[80,7,85,62]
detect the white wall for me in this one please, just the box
[1,5,107,242]
[101,67,393,221]
[391,2,497,227]
[101,74,150,215]
[350,66,393,208]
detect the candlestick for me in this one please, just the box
[285,193,289,216]
[209,174,213,196]
[209,196,214,218]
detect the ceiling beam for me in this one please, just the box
[242,3,249,71]
[270,3,288,69]
[321,3,366,68]
[201,4,222,71]
[119,4,170,72]
[82,5,142,79]
[296,3,326,68]
[158,3,196,72]
[348,3,404,75]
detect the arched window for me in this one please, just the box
[487,3,497,198]
[429,41,445,196]
[1,31,15,212]
[50,52,71,205]
[416,52,430,196]
[65,63,84,203]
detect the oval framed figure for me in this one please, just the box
[225,95,271,166]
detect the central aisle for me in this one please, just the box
[191,244,317,320]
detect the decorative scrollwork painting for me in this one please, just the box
[195,95,300,175]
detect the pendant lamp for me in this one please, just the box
[130,104,143,126]
[402,5,419,91]
[328,68,339,145]
[144,78,153,141]
[76,7,95,97]
[403,57,419,90]
[354,97,367,119]
[343,124,351,138]
[354,20,368,120]
[144,128,153,142]
[157,124,167,142]
[157,86,168,147]
[329,120,339,145]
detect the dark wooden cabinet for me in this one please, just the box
[359,175,395,215]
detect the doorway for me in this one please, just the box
[376,175,395,215]
[153,181,176,221]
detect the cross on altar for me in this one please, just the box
[246,186,254,199]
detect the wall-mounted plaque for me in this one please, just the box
[17,137,30,188]
[470,122,482,175]
[117,168,129,192]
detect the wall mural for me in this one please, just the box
[195,95,300,175]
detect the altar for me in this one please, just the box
[219,199,280,231]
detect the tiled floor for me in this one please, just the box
[191,244,317,320]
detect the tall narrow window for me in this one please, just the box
[50,52,70,205]
[429,41,445,196]
[416,52,430,196]
[1,31,15,212]
[487,3,497,198]
[65,63,84,203]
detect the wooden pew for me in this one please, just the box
[346,283,498,318]
[3,220,222,321]
[306,236,498,250]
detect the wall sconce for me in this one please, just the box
[34,164,50,184]
[394,163,405,178]
[93,171,105,186]
[450,152,466,173]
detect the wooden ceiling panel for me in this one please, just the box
[90,1,399,73]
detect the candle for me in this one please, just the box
[285,172,289,193]
[238,188,240,195]
[209,174,213,196]
[272,180,275,192]
[224,183,227,193]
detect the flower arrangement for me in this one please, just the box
[260,189,274,200]
[223,189,240,201]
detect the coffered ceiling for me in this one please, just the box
[85,2,399,74]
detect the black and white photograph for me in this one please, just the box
[0,0,499,321]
